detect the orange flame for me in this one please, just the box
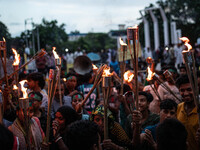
[3,37,6,42]
[19,80,28,98]
[133,24,138,29]
[93,64,98,70]
[13,84,18,90]
[119,37,127,46]
[146,66,155,81]
[63,78,66,82]
[103,67,111,76]
[180,37,192,52]
[12,48,20,66]
[52,47,59,59]
[124,71,134,83]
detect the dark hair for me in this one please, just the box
[27,72,45,89]
[179,65,186,70]
[116,84,131,94]
[160,99,177,111]
[156,118,187,150]
[0,124,14,150]
[56,106,80,126]
[176,74,190,88]
[139,91,153,103]
[66,120,100,150]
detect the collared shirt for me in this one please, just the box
[177,102,199,150]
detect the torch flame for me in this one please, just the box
[146,67,155,81]
[19,80,28,98]
[127,25,138,30]
[119,38,127,46]
[93,64,98,70]
[3,37,6,42]
[133,24,138,29]
[12,48,20,66]
[103,67,111,76]
[13,84,18,90]
[52,47,59,59]
[63,78,66,82]
[180,37,192,52]
[124,71,134,83]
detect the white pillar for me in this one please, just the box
[149,10,160,50]
[140,11,151,49]
[171,22,178,44]
[176,29,182,44]
[159,7,169,46]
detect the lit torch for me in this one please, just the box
[92,64,98,75]
[53,47,61,66]
[19,80,29,108]
[19,80,30,149]
[127,25,139,110]
[0,38,6,50]
[119,37,127,95]
[147,68,181,103]
[102,67,112,140]
[12,48,20,84]
[146,67,161,101]
[180,37,200,124]
[124,70,134,83]
[52,47,62,106]
[93,64,98,71]
[0,49,47,82]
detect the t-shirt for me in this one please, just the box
[77,83,97,114]
[142,124,159,141]
[177,102,199,150]
[126,112,160,139]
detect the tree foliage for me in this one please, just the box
[66,33,117,53]
[20,18,68,54]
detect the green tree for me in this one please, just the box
[0,21,12,55]
[21,18,68,54]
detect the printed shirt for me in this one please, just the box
[177,102,199,150]
[77,83,97,114]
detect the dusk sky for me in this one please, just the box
[0,0,158,37]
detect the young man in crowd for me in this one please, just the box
[8,104,45,150]
[176,75,200,150]
[50,80,73,118]
[28,91,46,132]
[132,99,177,149]
[66,120,102,150]
[27,72,48,109]
[125,91,160,139]
[156,118,187,150]
[157,67,182,104]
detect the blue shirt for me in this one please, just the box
[142,124,159,141]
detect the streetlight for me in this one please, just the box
[24,18,36,55]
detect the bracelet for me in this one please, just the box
[55,136,62,143]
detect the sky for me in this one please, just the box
[0,0,158,37]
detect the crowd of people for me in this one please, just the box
[0,42,200,150]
